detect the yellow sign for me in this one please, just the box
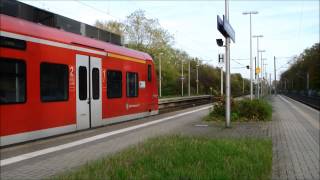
[256,67,261,74]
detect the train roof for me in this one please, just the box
[0,14,153,61]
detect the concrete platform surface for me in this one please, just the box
[271,95,319,180]
[0,104,211,179]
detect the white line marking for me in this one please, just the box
[279,95,319,130]
[194,124,208,127]
[0,105,212,166]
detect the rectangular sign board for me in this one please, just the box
[217,15,235,43]
[223,15,235,43]
[217,15,227,37]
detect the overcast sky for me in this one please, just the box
[20,0,319,80]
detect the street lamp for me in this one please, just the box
[242,11,258,100]
[196,60,200,95]
[181,58,184,96]
[258,50,266,96]
[253,35,263,98]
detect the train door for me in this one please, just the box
[76,54,102,130]
[90,57,102,127]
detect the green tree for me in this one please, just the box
[95,10,251,97]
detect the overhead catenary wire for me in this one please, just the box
[73,0,124,21]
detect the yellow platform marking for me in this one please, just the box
[108,53,146,64]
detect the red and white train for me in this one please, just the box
[0,14,159,146]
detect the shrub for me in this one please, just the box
[208,98,272,121]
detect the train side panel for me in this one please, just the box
[0,14,158,146]
[0,41,77,137]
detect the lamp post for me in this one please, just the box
[258,50,266,96]
[181,58,184,96]
[188,60,191,96]
[242,11,258,100]
[253,35,263,99]
[158,52,163,97]
[196,61,199,95]
[274,56,277,95]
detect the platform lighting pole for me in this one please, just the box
[221,67,224,96]
[242,11,258,100]
[253,35,263,99]
[159,52,163,97]
[188,60,191,96]
[269,73,272,95]
[255,56,257,96]
[196,61,199,95]
[225,0,231,128]
[181,59,184,96]
[242,78,245,94]
[307,72,309,91]
[274,56,276,95]
[260,51,266,96]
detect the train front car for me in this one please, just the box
[0,14,158,146]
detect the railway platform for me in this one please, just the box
[271,95,319,180]
[0,104,212,179]
[1,95,319,179]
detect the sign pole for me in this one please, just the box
[274,56,276,95]
[225,0,231,128]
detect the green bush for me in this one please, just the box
[208,98,272,121]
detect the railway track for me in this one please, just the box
[284,94,320,110]
[158,94,248,113]
[158,95,216,113]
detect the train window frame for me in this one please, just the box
[0,36,27,51]
[147,64,152,82]
[40,62,69,102]
[92,68,100,100]
[79,66,88,101]
[0,58,27,105]
[107,70,122,99]
[126,72,139,98]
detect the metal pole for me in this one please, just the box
[256,37,260,99]
[188,60,191,96]
[307,72,309,91]
[242,78,244,94]
[221,67,223,96]
[255,56,257,97]
[181,59,184,96]
[225,0,231,128]
[249,14,253,100]
[269,73,271,95]
[285,80,287,90]
[274,56,276,95]
[242,11,258,99]
[260,52,263,96]
[159,54,162,97]
[196,63,199,95]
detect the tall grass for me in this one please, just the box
[52,136,272,180]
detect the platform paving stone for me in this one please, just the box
[270,95,320,180]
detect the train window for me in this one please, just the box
[126,72,138,97]
[0,58,26,104]
[148,64,152,82]
[0,36,26,50]
[79,66,87,100]
[40,63,68,102]
[107,70,122,98]
[92,68,99,100]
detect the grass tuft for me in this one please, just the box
[52,136,272,180]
